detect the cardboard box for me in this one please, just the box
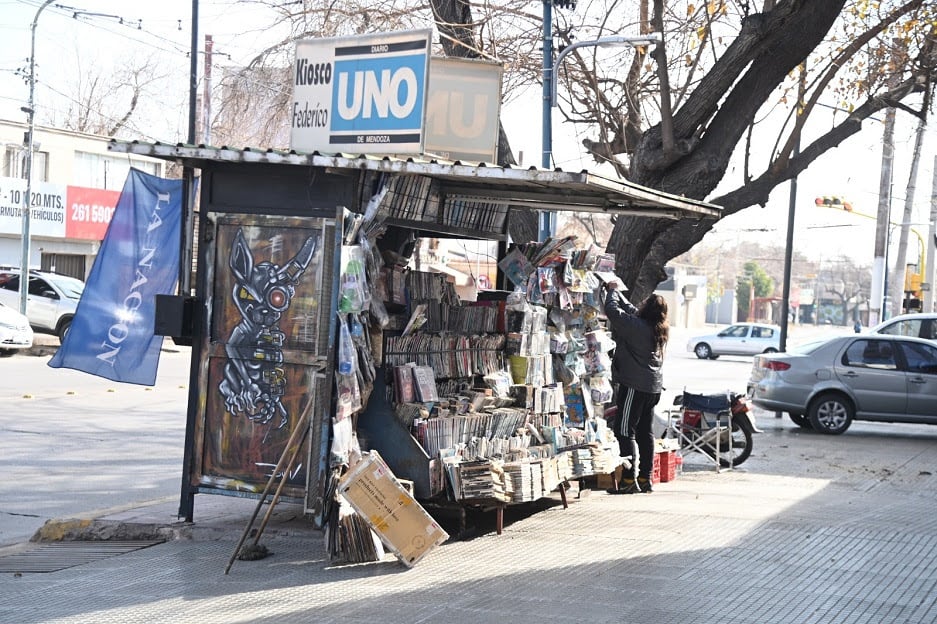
[338,451,449,567]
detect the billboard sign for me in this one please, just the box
[424,57,503,163]
[0,177,66,237]
[291,30,432,154]
[0,176,120,240]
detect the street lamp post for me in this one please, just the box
[539,0,555,242]
[539,31,663,241]
[18,0,56,314]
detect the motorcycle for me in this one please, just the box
[666,391,756,468]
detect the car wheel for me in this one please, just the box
[694,343,712,359]
[57,317,72,341]
[808,392,853,435]
[788,413,812,429]
[763,348,778,354]
[0,348,15,358]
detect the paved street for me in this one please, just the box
[0,341,191,545]
[2,327,936,623]
[2,416,936,624]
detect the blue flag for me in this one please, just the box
[49,169,183,385]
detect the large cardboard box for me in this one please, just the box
[338,451,449,567]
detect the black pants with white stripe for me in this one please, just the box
[615,386,660,481]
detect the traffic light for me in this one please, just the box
[903,297,922,312]
[814,196,853,211]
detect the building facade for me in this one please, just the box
[0,120,164,279]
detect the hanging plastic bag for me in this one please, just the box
[339,245,370,313]
[335,369,362,421]
[338,314,357,376]
[330,416,354,466]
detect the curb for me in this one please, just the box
[22,334,60,357]
[25,344,58,357]
[30,518,188,543]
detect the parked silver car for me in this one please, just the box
[687,322,781,359]
[748,334,937,434]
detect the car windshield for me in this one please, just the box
[44,274,85,299]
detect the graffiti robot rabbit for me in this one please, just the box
[219,229,318,429]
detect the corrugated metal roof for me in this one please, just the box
[108,140,721,220]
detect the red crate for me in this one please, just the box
[652,453,661,484]
[659,451,677,483]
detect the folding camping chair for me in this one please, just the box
[666,390,734,472]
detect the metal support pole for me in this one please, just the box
[925,157,937,313]
[780,67,805,352]
[19,0,56,314]
[180,0,199,295]
[539,0,555,242]
[780,170,797,351]
[883,224,892,320]
[178,0,200,523]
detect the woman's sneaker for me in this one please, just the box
[607,479,641,494]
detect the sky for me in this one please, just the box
[0,0,281,139]
[2,0,935,270]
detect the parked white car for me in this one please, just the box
[0,269,85,340]
[0,300,33,356]
[869,313,937,343]
[687,322,781,359]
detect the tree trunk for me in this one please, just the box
[608,1,847,301]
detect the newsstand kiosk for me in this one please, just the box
[111,138,717,539]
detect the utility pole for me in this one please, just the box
[870,41,901,325]
[871,107,895,324]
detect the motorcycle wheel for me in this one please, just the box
[700,422,753,468]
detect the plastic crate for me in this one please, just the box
[652,453,661,484]
[659,451,677,482]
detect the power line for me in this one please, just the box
[12,0,191,58]
[38,79,183,143]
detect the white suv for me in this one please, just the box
[0,269,85,340]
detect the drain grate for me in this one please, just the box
[0,540,164,574]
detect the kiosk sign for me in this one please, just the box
[291,30,431,154]
[425,57,503,163]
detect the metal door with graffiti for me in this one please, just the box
[191,213,338,521]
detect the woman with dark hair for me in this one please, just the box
[603,279,669,494]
